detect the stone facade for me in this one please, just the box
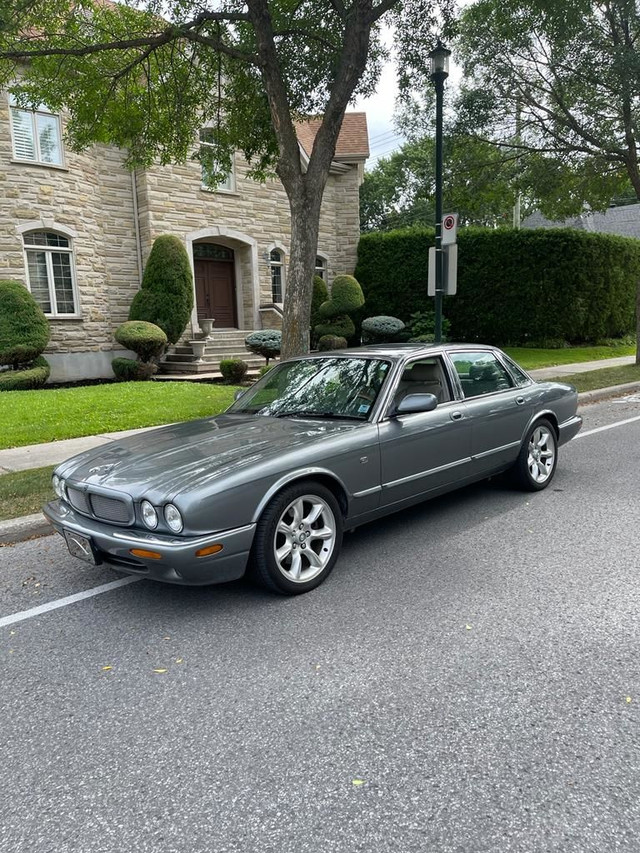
[0,91,366,381]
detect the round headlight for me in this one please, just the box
[141,500,158,529]
[164,504,183,533]
[52,474,62,497]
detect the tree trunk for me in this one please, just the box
[636,278,640,365]
[280,179,325,360]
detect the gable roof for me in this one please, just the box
[295,113,369,162]
[523,204,640,240]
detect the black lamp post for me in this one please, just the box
[429,40,451,343]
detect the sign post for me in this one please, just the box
[428,212,458,301]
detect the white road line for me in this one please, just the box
[574,413,640,441]
[0,576,142,629]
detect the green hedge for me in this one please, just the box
[0,356,50,391]
[0,280,50,367]
[355,227,640,345]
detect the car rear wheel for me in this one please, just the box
[250,481,343,594]
[512,418,558,491]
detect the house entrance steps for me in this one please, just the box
[159,328,268,377]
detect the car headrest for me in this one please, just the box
[404,362,441,382]
[469,360,497,381]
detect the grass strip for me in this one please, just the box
[546,363,640,393]
[0,465,55,521]
[0,381,239,450]
[505,344,635,370]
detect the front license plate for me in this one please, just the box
[63,529,97,565]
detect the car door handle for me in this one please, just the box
[450,411,464,421]
[515,396,525,406]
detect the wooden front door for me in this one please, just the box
[193,244,237,328]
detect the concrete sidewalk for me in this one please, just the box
[0,354,637,477]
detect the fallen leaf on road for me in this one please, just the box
[101,665,113,671]
[466,625,472,630]
[352,779,365,787]
[627,697,632,703]
[153,668,168,674]
[175,658,183,664]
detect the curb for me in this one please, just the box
[0,513,53,546]
[1,379,639,548]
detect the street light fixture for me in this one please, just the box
[429,40,451,343]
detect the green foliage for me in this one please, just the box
[129,236,193,345]
[310,275,329,347]
[314,315,356,340]
[112,357,157,382]
[361,316,406,344]
[318,335,348,350]
[0,356,50,391]
[356,227,640,345]
[114,320,168,362]
[220,358,249,383]
[0,280,50,367]
[407,310,451,342]
[258,364,274,379]
[245,330,282,364]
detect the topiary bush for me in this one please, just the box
[0,280,50,367]
[318,335,348,350]
[361,316,406,344]
[0,356,50,391]
[112,357,158,382]
[313,274,364,345]
[245,330,282,365]
[220,358,249,383]
[310,275,329,348]
[129,235,194,344]
[115,320,168,362]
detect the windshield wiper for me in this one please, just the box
[272,410,363,421]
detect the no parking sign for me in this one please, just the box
[442,213,458,245]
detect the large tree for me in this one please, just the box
[456,0,640,198]
[0,0,451,358]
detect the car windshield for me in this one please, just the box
[227,357,391,420]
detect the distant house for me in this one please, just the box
[522,204,640,240]
[0,92,369,381]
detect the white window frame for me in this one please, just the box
[21,227,80,318]
[199,129,236,193]
[269,247,285,305]
[8,94,64,167]
[315,254,328,280]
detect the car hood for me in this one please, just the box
[57,414,360,500]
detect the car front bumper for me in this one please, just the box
[43,499,255,585]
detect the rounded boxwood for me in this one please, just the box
[361,316,406,343]
[314,315,356,340]
[129,235,194,344]
[324,275,365,316]
[0,280,50,367]
[245,330,282,364]
[318,335,348,351]
[114,320,168,362]
[112,357,158,382]
[220,358,249,383]
[0,355,50,391]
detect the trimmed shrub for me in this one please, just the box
[310,275,329,348]
[245,330,282,364]
[129,235,194,344]
[313,274,364,344]
[220,358,249,383]
[355,227,640,345]
[0,280,50,367]
[112,357,158,382]
[362,316,406,344]
[318,335,348,350]
[115,320,168,361]
[314,314,356,340]
[0,356,50,391]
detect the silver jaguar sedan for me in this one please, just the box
[43,344,582,595]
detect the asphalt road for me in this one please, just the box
[1,395,640,853]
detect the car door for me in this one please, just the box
[446,350,536,476]
[377,355,473,507]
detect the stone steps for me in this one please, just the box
[160,329,270,375]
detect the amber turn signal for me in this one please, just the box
[195,544,224,558]
[130,548,163,560]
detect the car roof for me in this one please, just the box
[295,343,500,362]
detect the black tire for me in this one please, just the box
[511,418,558,491]
[250,481,343,595]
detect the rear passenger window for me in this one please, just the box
[450,352,514,399]
[501,354,532,386]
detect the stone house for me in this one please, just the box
[0,92,369,381]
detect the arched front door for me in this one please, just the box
[193,243,237,328]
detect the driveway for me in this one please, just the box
[1,396,639,852]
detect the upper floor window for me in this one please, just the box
[9,95,63,166]
[315,256,327,280]
[270,249,284,303]
[23,231,78,316]
[199,128,234,191]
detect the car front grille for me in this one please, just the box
[66,485,133,526]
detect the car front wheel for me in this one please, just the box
[512,418,558,491]
[250,481,343,594]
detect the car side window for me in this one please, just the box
[449,351,514,399]
[392,357,451,409]
[501,354,532,386]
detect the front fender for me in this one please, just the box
[251,467,351,523]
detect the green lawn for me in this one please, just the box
[0,465,55,521]
[504,343,636,370]
[547,363,640,393]
[0,382,239,450]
